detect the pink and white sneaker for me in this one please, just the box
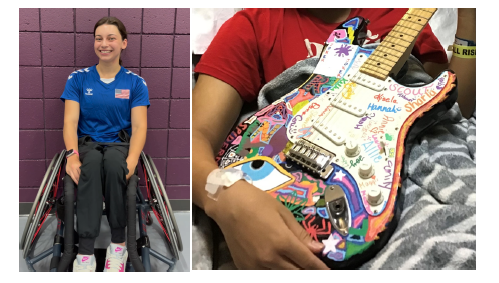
[103,243,128,272]
[73,254,96,272]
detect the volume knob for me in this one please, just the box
[367,188,384,206]
[345,139,360,157]
[359,161,374,179]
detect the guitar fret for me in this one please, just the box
[389,31,416,45]
[359,8,437,81]
[382,41,408,53]
[370,55,397,67]
[401,15,425,28]
[362,62,390,75]
[371,50,399,64]
[385,34,413,47]
[405,12,431,25]
[393,26,419,38]
[398,19,422,32]
[376,46,403,58]
[384,36,412,48]
[359,67,388,80]
[366,54,397,67]
[407,8,434,20]
[364,60,392,72]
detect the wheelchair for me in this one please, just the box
[20,149,183,272]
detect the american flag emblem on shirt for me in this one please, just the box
[115,89,130,99]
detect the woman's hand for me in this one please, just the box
[125,158,137,180]
[66,155,82,185]
[206,180,329,270]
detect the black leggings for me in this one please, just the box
[75,136,129,255]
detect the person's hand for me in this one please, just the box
[206,180,330,270]
[66,155,82,185]
[125,158,137,181]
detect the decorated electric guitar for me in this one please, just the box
[215,8,458,269]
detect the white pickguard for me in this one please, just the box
[286,41,451,216]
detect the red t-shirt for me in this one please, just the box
[195,8,448,102]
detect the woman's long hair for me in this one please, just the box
[93,17,128,65]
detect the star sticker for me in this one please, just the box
[333,170,346,181]
[322,233,342,255]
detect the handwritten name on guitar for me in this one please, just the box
[397,92,414,102]
[341,82,357,100]
[336,58,351,78]
[378,160,394,190]
[388,83,434,96]
[367,103,402,114]
[289,115,302,135]
[301,102,320,116]
[404,89,438,113]
[354,113,375,130]
[349,155,364,169]
[373,94,397,104]
[362,140,382,163]
[370,115,394,135]
[319,105,334,117]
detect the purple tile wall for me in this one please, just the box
[19,8,190,203]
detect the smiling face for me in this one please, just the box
[94,24,127,65]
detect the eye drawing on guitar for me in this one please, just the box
[214,9,458,267]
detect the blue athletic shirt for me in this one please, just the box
[60,65,150,143]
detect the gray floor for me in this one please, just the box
[19,211,190,272]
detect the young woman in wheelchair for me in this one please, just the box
[61,16,149,272]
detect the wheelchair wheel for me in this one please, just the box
[21,150,65,259]
[146,154,183,251]
[140,152,181,261]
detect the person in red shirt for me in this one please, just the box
[192,8,476,269]
[195,8,449,102]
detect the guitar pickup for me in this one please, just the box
[330,99,366,117]
[350,72,385,92]
[312,123,346,146]
[285,139,335,179]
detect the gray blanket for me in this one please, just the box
[192,53,476,270]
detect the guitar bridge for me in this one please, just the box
[285,139,335,179]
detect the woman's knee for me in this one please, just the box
[80,149,103,169]
[103,148,128,176]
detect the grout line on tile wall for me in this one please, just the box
[165,8,178,185]
[139,8,144,75]
[74,8,76,69]
[39,8,47,165]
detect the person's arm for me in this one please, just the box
[424,8,476,118]
[126,106,147,180]
[192,74,328,270]
[63,100,81,184]
[192,74,244,211]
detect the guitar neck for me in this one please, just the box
[359,8,437,80]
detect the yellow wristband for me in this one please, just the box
[452,44,476,59]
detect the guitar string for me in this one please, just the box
[297,10,432,160]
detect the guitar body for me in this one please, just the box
[215,15,457,269]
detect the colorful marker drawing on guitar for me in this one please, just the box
[215,9,457,267]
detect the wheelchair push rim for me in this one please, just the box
[146,154,183,252]
[22,150,65,259]
[140,152,181,261]
[20,152,58,249]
